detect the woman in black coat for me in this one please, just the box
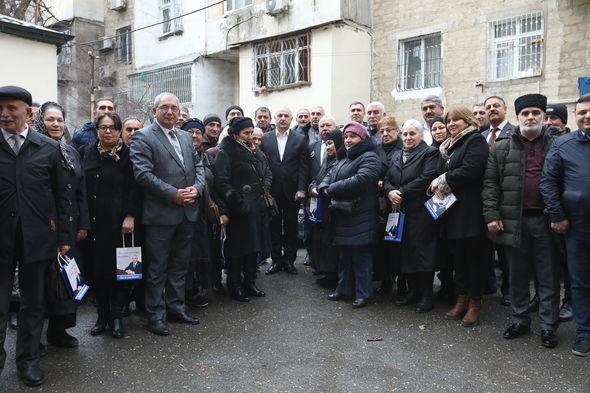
[318,122,383,309]
[430,107,489,327]
[309,129,343,290]
[214,117,270,302]
[383,119,439,313]
[80,113,139,338]
[34,102,90,348]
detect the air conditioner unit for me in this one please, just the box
[266,0,289,16]
[97,37,114,52]
[111,0,126,11]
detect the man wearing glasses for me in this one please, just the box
[130,92,205,336]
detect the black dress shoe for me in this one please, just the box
[90,316,109,336]
[327,292,343,301]
[541,329,558,348]
[394,291,420,307]
[284,263,298,275]
[17,364,44,387]
[111,318,125,339]
[528,294,540,312]
[167,312,200,325]
[415,297,433,313]
[503,323,530,339]
[47,329,79,348]
[149,320,170,336]
[8,311,18,330]
[265,262,282,275]
[352,298,368,309]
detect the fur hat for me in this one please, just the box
[514,94,547,115]
[228,117,254,135]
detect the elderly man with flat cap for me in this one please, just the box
[482,93,560,349]
[0,86,72,386]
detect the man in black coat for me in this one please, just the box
[260,106,309,275]
[0,86,72,387]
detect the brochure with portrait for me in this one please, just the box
[425,193,457,220]
[308,197,324,223]
[384,210,404,242]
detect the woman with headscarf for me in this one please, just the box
[309,129,343,290]
[383,119,440,313]
[318,121,383,308]
[214,117,270,302]
[430,117,450,148]
[430,107,489,327]
[79,112,140,338]
[34,102,90,348]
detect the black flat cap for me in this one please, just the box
[0,86,33,106]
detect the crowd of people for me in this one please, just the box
[0,83,589,387]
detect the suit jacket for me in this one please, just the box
[481,121,516,141]
[260,130,309,200]
[0,130,72,264]
[130,122,206,225]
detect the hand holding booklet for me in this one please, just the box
[425,193,457,220]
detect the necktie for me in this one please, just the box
[488,128,498,149]
[168,130,184,166]
[10,134,23,154]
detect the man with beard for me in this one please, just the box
[420,95,444,145]
[482,93,559,349]
[260,106,309,275]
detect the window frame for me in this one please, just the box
[252,32,311,92]
[396,32,442,92]
[160,0,183,37]
[116,26,132,63]
[225,0,253,13]
[487,11,544,81]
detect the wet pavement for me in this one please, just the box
[1,251,588,393]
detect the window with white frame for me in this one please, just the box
[226,0,253,12]
[253,33,310,91]
[116,26,132,63]
[397,33,441,91]
[128,62,192,105]
[160,0,183,36]
[488,12,544,80]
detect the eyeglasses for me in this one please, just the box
[98,125,119,132]
[187,130,202,135]
[157,105,180,113]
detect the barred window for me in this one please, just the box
[397,33,441,92]
[488,12,544,80]
[161,0,183,36]
[116,26,132,63]
[253,33,310,91]
[128,62,192,105]
[226,0,252,12]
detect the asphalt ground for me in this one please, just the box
[1,250,588,393]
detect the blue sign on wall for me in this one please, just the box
[579,77,590,95]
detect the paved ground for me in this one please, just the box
[1,251,588,393]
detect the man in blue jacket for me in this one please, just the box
[540,93,590,357]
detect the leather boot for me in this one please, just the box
[90,310,109,336]
[461,298,481,327]
[415,273,434,313]
[111,318,124,339]
[228,258,249,302]
[444,294,469,320]
[91,288,110,336]
[242,254,265,297]
[394,276,419,306]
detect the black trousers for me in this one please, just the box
[270,194,299,265]
[448,236,487,299]
[0,223,49,372]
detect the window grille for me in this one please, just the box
[253,32,310,91]
[128,62,192,105]
[397,33,441,91]
[116,26,132,63]
[488,12,544,80]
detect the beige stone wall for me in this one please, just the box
[372,0,590,130]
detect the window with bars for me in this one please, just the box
[160,0,183,36]
[488,12,544,80]
[128,62,192,105]
[226,0,253,12]
[397,33,441,92]
[116,26,132,63]
[253,33,310,91]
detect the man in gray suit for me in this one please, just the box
[483,95,516,145]
[130,92,205,336]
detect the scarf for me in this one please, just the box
[97,139,123,161]
[33,101,75,172]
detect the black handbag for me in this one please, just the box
[329,198,360,213]
[251,163,279,217]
